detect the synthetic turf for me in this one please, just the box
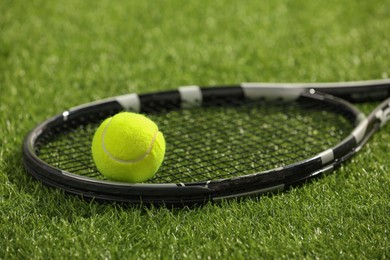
[1,0,389,258]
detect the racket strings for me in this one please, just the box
[148,98,353,182]
[37,122,102,178]
[34,98,354,183]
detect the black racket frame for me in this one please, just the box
[22,79,390,205]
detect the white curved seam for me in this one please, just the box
[101,118,158,164]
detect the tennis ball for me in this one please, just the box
[91,112,165,183]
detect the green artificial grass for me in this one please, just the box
[1,0,389,258]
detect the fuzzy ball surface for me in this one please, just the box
[91,112,165,183]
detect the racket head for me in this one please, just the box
[22,82,389,205]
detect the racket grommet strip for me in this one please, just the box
[178,86,202,108]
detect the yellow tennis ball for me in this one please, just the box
[91,112,166,183]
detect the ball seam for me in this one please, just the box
[101,118,159,164]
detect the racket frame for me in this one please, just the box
[22,79,390,205]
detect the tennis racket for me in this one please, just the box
[23,79,390,206]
